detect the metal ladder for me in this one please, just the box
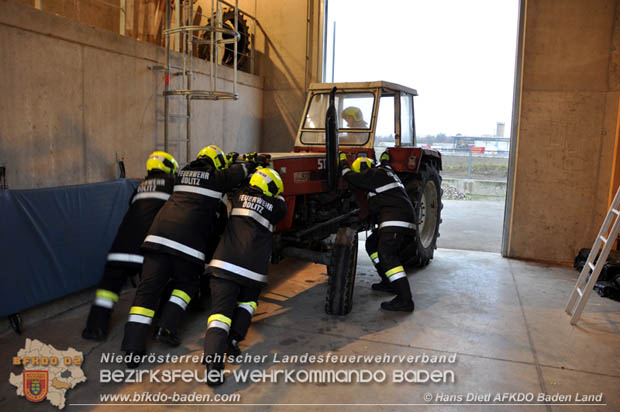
[565,186,620,324]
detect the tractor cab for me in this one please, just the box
[294,81,419,162]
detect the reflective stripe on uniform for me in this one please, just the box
[388,271,406,282]
[96,289,119,303]
[385,265,406,282]
[94,289,118,309]
[207,314,231,333]
[231,208,274,231]
[375,181,404,193]
[131,191,170,203]
[144,235,206,261]
[94,297,114,309]
[130,306,155,317]
[209,259,268,283]
[341,168,351,176]
[107,253,144,264]
[169,296,188,310]
[369,252,380,264]
[128,306,155,325]
[169,289,191,310]
[174,185,222,199]
[237,301,257,316]
[379,221,415,230]
[172,289,191,304]
[128,314,152,325]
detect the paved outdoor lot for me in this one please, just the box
[438,199,505,253]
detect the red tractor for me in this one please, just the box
[263,81,442,315]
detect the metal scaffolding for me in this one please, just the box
[162,0,241,163]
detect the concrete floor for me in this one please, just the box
[438,200,505,253]
[2,247,619,411]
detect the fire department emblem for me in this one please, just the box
[23,370,48,402]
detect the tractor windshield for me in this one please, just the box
[300,92,374,146]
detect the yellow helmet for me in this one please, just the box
[196,145,228,170]
[379,151,391,164]
[351,156,373,173]
[342,106,363,122]
[146,151,178,175]
[249,167,284,197]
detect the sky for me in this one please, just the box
[325,0,519,137]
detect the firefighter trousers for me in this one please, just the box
[365,230,413,300]
[85,263,140,333]
[203,276,261,362]
[121,252,202,353]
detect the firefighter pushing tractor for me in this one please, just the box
[83,80,442,380]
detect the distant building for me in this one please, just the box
[496,122,505,137]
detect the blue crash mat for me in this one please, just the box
[0,179,139,317]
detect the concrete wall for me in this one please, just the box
[15,0,123,34]
[0,0,263,189]
[507,0,620,263]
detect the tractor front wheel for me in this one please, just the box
[325,227,358,315]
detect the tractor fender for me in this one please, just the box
[386,147,442,173]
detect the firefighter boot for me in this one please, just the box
[121,322,150,368]
[82,306,112,341]
[154,289,193,347]
[124,352,145,369]
[371,280,396,293]
[153,327,180,347]
[227,337,242,357]
[205,362,226,387]
[228,301,257,359]
[380,278,414,312]
[370,258,395,293]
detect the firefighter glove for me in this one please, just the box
[226,152,239,164]
[255,154,270,166]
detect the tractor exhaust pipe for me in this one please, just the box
[326,87,339,190]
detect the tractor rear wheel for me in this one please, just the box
[325,227,358,315]
[407,163,442,267]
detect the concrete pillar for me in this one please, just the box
[507,0,620,263]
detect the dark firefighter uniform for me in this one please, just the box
[82,151,177,341]
[121,145,250,361]
[157,198,229,314]
[340,153,415,312]
[203,167,287,386]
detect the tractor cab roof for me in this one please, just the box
[308,81,418,96]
